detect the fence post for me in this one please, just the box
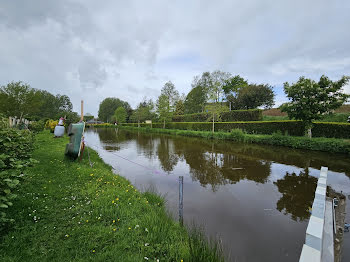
[179,176,184,226]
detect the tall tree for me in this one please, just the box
[161,81,179,108]
[156,94,172,128]
[209,70,232,102]
[0,81,42,118]
[130,99,155,126]
[281,75,349,137]
[156,81,179,127]
[223,75,248,108]
[174,94,185,115]
[184,73,212,114]
[232,84,275,110]
[113,107,127,123]
[98,98,131,123]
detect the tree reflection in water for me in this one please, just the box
[274,169,317,221]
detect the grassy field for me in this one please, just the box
[0,131,223,262]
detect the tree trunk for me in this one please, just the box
[212,112,215,133]
[307,128,312,138]
[163,119,165,129]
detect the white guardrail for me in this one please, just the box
[299,166,330,262]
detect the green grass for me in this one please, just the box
[0,131,224,262]
[116,126,350,155]
[262,115,289,121]
[262,113,350,122]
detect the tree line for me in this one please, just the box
[0,81,79,123]
[98,70,275,125]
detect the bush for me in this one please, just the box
[0,128,35,229]
[172,109,262,122]
[45,119,58,133]
[121,121,350,139]
[313,122,350,139]
[28,120,45,133]
[118,125,350,154]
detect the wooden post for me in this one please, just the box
[80,100,84,122]
[179,176,184,226]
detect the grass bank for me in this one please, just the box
[0,131,224,262]
[113,125,350,155]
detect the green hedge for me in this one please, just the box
[119,126,350,155]
[120,121,350,139]
[312,122,350,139]
[172,109,262,122]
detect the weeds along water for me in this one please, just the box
[0,131,225,262]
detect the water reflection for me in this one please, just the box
[84,128,350,262]
[274,169,317,221]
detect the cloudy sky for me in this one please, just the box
[1,0,349,116]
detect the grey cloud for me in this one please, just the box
[0,0,349,114]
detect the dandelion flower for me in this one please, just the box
[113,220,115,223]
[113,228,116,232]
[112,200,115,204]
[92,250,95,253]
[86,220,89,223]
[128,227,131,230]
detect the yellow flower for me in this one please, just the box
[112,200,115,204]
[113,220,115,223]
[92,250,96,253]
[181,260,183,262]
[128,227,131,230]
[113,228,116,232]
[86,220,89,223]
[116,198,119,201]
[90,174,94,176]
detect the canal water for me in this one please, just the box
[84,128,350,262]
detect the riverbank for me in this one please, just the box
[100,125,350,155]
[0,131,223,262]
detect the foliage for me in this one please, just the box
[222,75,248,100]
[98,97,131,123]
[231,84,275,109]
[28,120,45,133]
[312,122,350,139]
[174,98,185,116]
[156,94,173,128]
[184,85,207,114]
[83,114,94,122]
[0,114,9,129]
[129,99,155,123]
[121,120,350,139]
[0,82,41,118]
[281,75,349,133]
[0,82,74,120]
[156,82,180,127]
[119,125,350,155]
[207,71,232,103]
[160,81,179,109]
[45,119,58,133]
[173,109,263,122]
[0,132,224,261]
[0,128,35,229]
[113,107,127,123]
[318,113,349,123]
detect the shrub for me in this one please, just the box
[172,109,262,122]
[45,119,58,133]
[0,128,35,229]
[28,120,45,133]
[312,122,350,139]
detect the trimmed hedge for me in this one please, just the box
[119,121,350,139]
[118,126,350,155]
[312,122,350,139]
[172,109,262,122]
